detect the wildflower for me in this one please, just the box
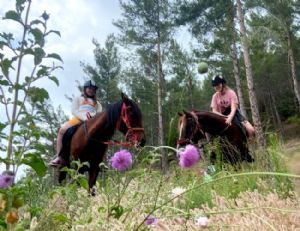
[0,171,15,189]
[195,216,209,227]
[179,145,200,168]
[5,210,19,224]
[171,187,186,197]
[30,217,38,230]
[111,150,133,171]
[0,198,6,212]
[145,215,157,225]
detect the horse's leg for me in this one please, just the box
[58,160,70,184]
[88,167,100,196]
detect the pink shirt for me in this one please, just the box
[210,89,238,114]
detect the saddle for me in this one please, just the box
[62,124,81,146]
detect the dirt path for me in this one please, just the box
[284,138,300,193]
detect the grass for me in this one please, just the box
[3,133,300,231]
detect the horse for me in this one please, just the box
[177,110,254,165]
[58,93,146,193]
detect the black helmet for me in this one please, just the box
[84,80,98,90]
[212,75,226,86]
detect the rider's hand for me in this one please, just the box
[86,112,92,120]
[225,117,232,125]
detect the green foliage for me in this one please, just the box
[82,35,121,108]
[0,0,63,174]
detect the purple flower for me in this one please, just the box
[111,150,133,171]
[0,171,15,189]
[145,215,157,225]
[179,145,200,168]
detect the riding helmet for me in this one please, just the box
[212,75,226,86]
[84,80,98,90]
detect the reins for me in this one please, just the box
[177,111,231,146]
[83,102,144,147]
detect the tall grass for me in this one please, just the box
[5,133,300,230]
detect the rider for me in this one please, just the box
[210,75,255,138]
[50,80,103,166]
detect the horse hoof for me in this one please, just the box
[88,188,96,196]
[244,153,255,163]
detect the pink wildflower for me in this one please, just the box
[111,150,133,171]
[0,171,15,189]
[179,145,200,168]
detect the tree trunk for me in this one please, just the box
[156,2,168,174]
[286,28,300,110]
[236,0,266,147]
[230,42,247,117]
[269,88,284,137]
[229,3,246,117]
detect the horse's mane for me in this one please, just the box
[107,100,122,128]
[106,98,141,128]
[193,110,227,119]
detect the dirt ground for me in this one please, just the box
[284,138,300,193]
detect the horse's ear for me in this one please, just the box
[178,112,183,116]
[121,92,129,102]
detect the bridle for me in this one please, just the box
[84,102,144,147]
[177,111,205,146]
[115,102,144,146]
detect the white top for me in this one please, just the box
[71,96,102,121]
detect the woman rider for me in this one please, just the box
[50,80,102,166]
[210,75,255,138]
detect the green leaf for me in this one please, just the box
[77,176,89,190]
[30,19,44,26]
[27,87,49,103]
[46,30,61,37]
[46,53,63,62]
[20,153,47,177]
[52,212,70,224]
[30,28,45,47]
[110,205,124,219]
[34,48,45,65]
[36,66,49,77]
[0,218,7,229]
[0,59,14,77]
[0,79,10,86]
[49,76,59,86]
[4,10,21,22]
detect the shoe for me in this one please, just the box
[49,156,63,167]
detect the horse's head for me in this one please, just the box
[177,110,205,148]
[117,93,146,147]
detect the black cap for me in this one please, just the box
[212,75,226,86]
[84,80,98,90]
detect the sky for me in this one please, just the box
[0,0,122,174]
[0,0,122,117]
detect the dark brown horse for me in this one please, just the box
[58,93,146,191]
[177,110,253,164]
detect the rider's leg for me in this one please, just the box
[50,122,73,166]
[243,120,255,138]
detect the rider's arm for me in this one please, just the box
[71,96,86,121]
[210,93,220,113]
[226,90,239,124]
[96,101,103,113]
[226,101,237,124]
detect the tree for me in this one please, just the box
[246,0,300,112]
[236,0,266,146]
[0,0,62,173]
[176,0,247,116]
[81,34,121,108]
[114,0,175,173]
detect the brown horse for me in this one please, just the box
[177,110,253,164]
[58,93,146,191]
